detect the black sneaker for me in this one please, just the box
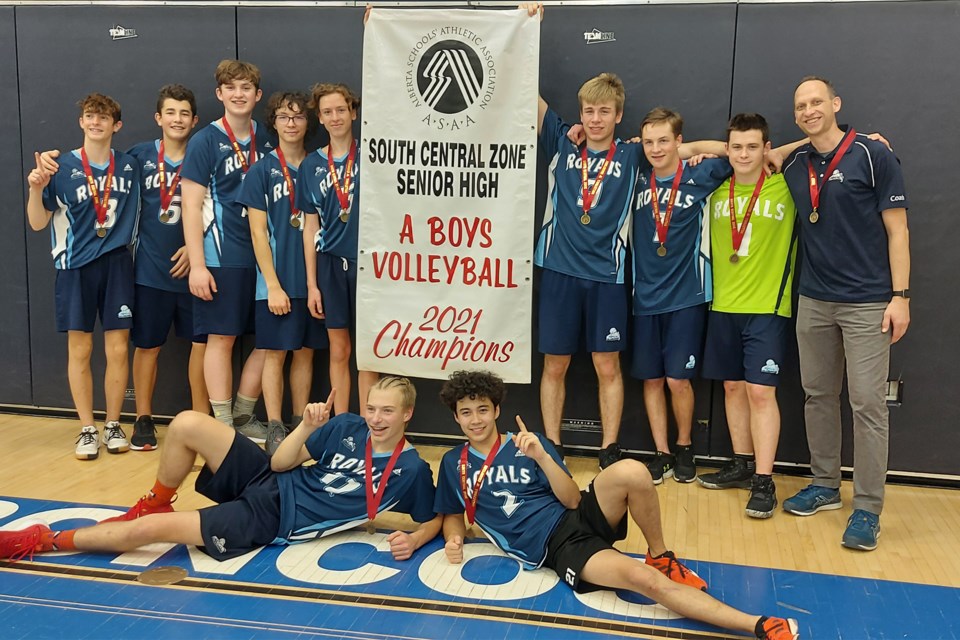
[746,475,777,519]
[647,452,675,485]
[674,445,697,483]
[598,443,621,469]
[697,457,754,489]
[130,415,157,451]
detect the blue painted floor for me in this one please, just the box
[1,496,958,639]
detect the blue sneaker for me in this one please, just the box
[842,509,881,550]
[782,484,841,516]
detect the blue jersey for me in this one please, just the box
[632,158,732,314]
[128,140,188,293]
[295,143,360,260]
[275,414,436,544]
[535,109,644,284]
[434,433,569,570]
[42,149,140,270]
[782,130,909,303]
[180,120,272,268]
[238,152,307,300]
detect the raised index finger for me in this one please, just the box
[323,388,337,413]
[34,152,43,172]
[515,415,529,433]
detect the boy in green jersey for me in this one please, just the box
[698,113,798,519]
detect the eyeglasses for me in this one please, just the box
[275,114,307,124]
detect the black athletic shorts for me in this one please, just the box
[543,481,628,592]
[195,431,282,560]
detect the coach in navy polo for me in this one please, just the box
[779,76,910,552]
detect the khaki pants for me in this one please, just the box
[796,295,891,515]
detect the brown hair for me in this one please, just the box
[77,93,121,122]
[796,75,837,98]
[214,59,261,90]
[641,106,683,138]
[265,91,315,135]
[308,83,360,113]
[726,112,769,143]
[156,84,197,118]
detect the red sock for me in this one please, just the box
[42,529,77,552]
[146,481,177,506]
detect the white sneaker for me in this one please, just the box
[75,425,100,460]
[102,421,130,454]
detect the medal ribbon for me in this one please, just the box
[327,139,357,213]
[274,147,298,217]
[459,434,501,525]
[365,435,407,523]
[650,159,685,246]
[580,142,617,214]
[157,140,183,211]
[80,148,115,228]
[807,128,857,216]
[220,117,256,173]
[727,173,766,255]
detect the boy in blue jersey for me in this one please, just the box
[1,377,440,564]
[297,82,378,416]
[241,91,328,454]
[434,370,799,640]
[780,77,910,551]
[126,86,208,449]
[632,108,733,485]
[37,86,210,452]
[26,93,141,460]
[535,73,636,469]
[181,60,271,440]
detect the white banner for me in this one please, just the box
[357,9,538,383]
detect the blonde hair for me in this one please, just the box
[369,376,417,410]
[577,73,625,113]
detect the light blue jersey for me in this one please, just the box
[42,149,140,269]
[435,433,569,569]
[238,152,307,300]
[535,109,645,284]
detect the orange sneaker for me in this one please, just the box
[756,616,799,640]
[0,524,51,561]
[100,494,176,523]
[645,549,708,591]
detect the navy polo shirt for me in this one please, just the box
[782,128,908,303]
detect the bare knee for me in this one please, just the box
[592,353,622,382]
[643,377,664,392]
[723,380,745,395]
[329,334,352,364]
[168,410,210,443]
[666,377,691,395]
[746,383,776,409]
[68,333,94,360]
[542,355,571,380]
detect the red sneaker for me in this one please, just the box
[756,616,799,640]
[0,524,51,561]
[645,549,708,591]
[100,494,176,523]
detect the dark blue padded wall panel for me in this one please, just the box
[17,5,236,415]
[0,7,32,405]
[728,1,960,475]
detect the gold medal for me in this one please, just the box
[580,214,591,225]
[339,210,350,223]
[159,211,170,223]
[366,522,376,535]
[290,216,300,229]
[730,253,739,264]
[96,227,107,238]
[809,210,819,224]
[656,244,667,257]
